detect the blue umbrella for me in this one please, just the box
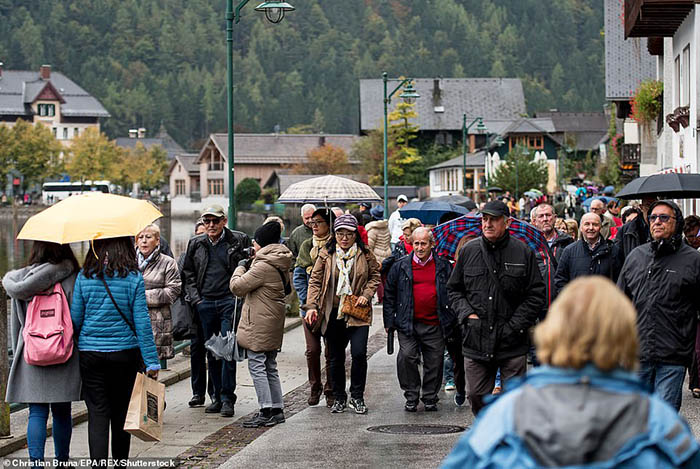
[399,201,470,225]
[582,196,617,210]
[603,185,615,195]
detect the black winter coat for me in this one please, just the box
[535,231,574,312]
[553,238,620,298]
[181,228,251,305]
[447,233,546,361]
[614,216,650,264]
[618,242,700,366]
[383,253,456,337]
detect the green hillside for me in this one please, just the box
[0,0,604,148]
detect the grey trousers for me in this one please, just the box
[464,354,527,416]
[247,351,284,409]
[397,322,445,404]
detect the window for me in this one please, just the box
[209,152,224,171]
[63,128,68,140]
[674,55,681,108]
[52,127,57,137]
[208,179,224,195]
[175,180,186,195]
[510,135,544,150]
[74,128,79,137]
[38,104,56,117]
[683,45,690,107]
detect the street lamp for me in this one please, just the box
[461,115,486,196]
[382,72,420,220]
[226,0,294,229]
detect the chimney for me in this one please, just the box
[319,134,326,147]
[129,129,138,138]
[40,64,51,80]
[433,78,442,104]
[137,127,146,138]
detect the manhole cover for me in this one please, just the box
[366,424,466,435]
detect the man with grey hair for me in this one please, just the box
[590,199,612,240]
[287,204,316,262]
[384,227,459,411]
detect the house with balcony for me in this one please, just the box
[169,133,361,215]
[624,0,700,213]
[0,64,109,145]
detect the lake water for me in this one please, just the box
[0,212,268,279]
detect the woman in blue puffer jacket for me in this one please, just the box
[442,276,700,469]
[71,236,160,465]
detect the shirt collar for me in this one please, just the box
[584,235,601,251]
[208,231,224,245]
[412,252,433,267]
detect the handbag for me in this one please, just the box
[171,296,196,340]
[124,372,165,441]
[341,294,372,322]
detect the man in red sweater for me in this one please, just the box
[383,227,458,412]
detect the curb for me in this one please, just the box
[0,317,304,457]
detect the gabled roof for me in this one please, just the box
[116,135,185,160]
[199,133,362,165]
[168,153,199,176]
[604,0,656,101]
[0,70,109,117]
[428,151,486,171]
[360,78,526,132]
[501,117,556,135]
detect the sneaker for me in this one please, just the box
[454,393,466,407]
[326,395,335,408]
[205,401,222,413]
[268,411,286,425]
[444,380,456,391]
[330,400,346,413]
[188,395,205,407]
[424,403,438,412]
[243,412,273,428]
[348,398,368,414]
[220,401,235,417]
[404,401,418,412]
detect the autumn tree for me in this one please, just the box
[65,128,122,183]
[7,120,63,190]
[112,143,168,192]
[293,143,350,175]
[0,124,12,185]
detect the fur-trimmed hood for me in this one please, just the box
[2,260,76,301]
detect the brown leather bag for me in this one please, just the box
[341,294,372,322]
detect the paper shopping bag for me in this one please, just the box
[124,373,165,442]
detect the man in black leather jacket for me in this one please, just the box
[181,204,251,417]
[447,200,545,415]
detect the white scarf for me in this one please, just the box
[137,246,160,271]
[335,243,357,317]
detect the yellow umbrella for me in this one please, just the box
[17,192,164,243]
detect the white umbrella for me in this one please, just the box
[277,175,381,204]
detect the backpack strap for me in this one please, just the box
[99,275,137,338]
[274,266,292,296]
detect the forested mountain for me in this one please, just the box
[0,0,604,149]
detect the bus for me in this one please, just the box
[41,180,111,204]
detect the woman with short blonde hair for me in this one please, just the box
[442,276,700,468]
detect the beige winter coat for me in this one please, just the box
[366,220,392,264]
[141,251,181,360]
[230,244,293,352]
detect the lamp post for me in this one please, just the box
[226,0,294,229]
[461,115,486,196]
[382,72,419,220]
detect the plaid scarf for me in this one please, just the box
[335,243,357,317]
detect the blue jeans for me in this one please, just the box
[293,266,309,311]
[443,349,454,382]
[27,402,72,461]
[638,361,686,411]
[197,297,238,404]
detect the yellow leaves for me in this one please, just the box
[293,143,350,175]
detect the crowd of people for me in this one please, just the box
[5,188,700,466]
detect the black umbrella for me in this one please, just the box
[432,194,477,211]
[486,186,503,193]
[616,173,700,199]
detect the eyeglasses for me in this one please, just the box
[201,217,223,225]
[309,220,327,226]
[649,214,675,224]
[335,231,355,239]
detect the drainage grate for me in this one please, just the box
[366,424,466,435]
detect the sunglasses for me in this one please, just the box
[202,217,223,225]
[649,214,675,224]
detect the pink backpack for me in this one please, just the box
[23,283,74,366]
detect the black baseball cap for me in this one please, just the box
[481,200,510,217]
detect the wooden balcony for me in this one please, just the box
[625,0,699,38]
